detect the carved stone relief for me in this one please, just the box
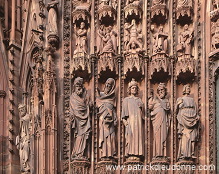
[176,0,193,24]
[47,1,59,49]
[148,83,170,162]
[124,0,144,75]
[70,77,91,160]
[122,79,144,161]
[97,0,118,74]
[16,104,31,173]
[177,24,193,60]
[72,0,91,74]
[96,78,117,160]
[150,25,170,79]
[151,0,167,23]
[176,84,199,161]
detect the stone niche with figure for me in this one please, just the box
[3,0,210,174]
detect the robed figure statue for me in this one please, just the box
[122,79,144,159]
[148,83,170,159]
[176,84,200,160]
[16,104,31,172]
[96,78,117,160]
[70,77,91,160]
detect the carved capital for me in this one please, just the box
[151,4,167,24]
[176,5,193,24]
[124,3,142,20]
[47,1,59,12]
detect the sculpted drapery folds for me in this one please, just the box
[16,104,31,172]
[177,24,194,58]
[96,78,117,160]
[97,25,117,55]
[122,79,144,158]
[176,84,200,160]
[70,77,91,160]
[74,22,88,55]
[152,26,168,55]
[148,83,170,158]
[48,2,58,36]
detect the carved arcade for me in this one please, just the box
[2,0,208,173]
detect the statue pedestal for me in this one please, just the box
[150,157,169,174]
[176,159,195,174]
[122,157,143,174]
[97,159,117,174]
[71,159,90,174]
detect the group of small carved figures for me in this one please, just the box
[69,77,199,163]
[72,0,195,59]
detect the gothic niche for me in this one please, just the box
[150,25,170,80]
[124,0,144,76]
[148,83,170,165]
[176,24,196,82]
[70,77,91,173]
[151,0,168,24]
[96,0,118,75]
[176,0,193,25]
[176,84,199,169]
[72,0,91,75]
[47,1,59,49]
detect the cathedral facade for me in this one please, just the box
[0,0,218,173]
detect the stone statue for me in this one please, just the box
[148,83,170,158]
[177,24,193,58]
[125,19,143,52]
[74,22,88,55]
[16,104,31,172]
[97,26,117,54]
[47,2,58,36]
[122,79,144,159]
[70,77,91,160]
[177,0,192,7]
[153,25,168,55]
[96,78,117,160]
[152,0,165,6]
[176,84,199,160]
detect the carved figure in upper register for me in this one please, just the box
[176,84,199,160]
[96,78,117,160]
[97,25,117,55]
[74,21,88,55]
[177,24,194,58]
[122,79,144,159]
[70,77,91,160]
[47,1,58,36]
[124,19,143,52]
[16,104,31,172]
[149,83,170,158]
[152,25,168,55]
